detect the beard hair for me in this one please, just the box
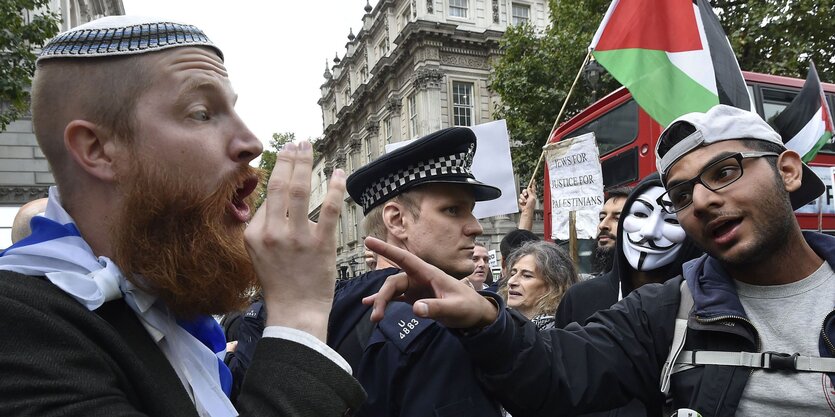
[112,158,263,318]
[593,244,615,273]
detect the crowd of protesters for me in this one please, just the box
[2,13,833,417]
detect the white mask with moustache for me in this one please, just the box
[621,186,686,271]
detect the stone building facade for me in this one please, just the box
[314,0,549,277]
[0,0,124,247]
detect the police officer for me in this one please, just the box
[328,127,503,416]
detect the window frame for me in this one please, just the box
[448,0,469,19]
[451,80,475,127]
[511,2,531,25]
[409,94,418,138]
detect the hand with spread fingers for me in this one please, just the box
[245,141,346,342]
[362,236,499,330]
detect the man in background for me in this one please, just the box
[466,244,490,290]
[10,198,47,243]
[594,186,632,273]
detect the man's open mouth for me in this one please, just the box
[229,176,259,222]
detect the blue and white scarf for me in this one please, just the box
[0,187,236,416]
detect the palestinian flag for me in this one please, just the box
[590,0,750,127]
[773,62,834,163]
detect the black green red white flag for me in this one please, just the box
[773,62,834,163]
[590,0,750,127]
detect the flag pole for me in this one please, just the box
[527,49,593,190]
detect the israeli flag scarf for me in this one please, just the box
[0,187,236,417]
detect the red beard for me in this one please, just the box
[112,160,263,318]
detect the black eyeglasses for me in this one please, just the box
[658,151,780,213]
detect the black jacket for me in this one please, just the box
[456,232,835,417]
[329,268,502,417]
[0,271,366,416]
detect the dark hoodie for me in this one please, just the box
[553,173,703,417]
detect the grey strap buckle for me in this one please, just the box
[761,351,800,372]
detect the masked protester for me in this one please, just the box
[554,172,703,416]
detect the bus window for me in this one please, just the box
[825,94,835,154]
[760,88,835,154]
[761,87,797,123]
[568,100,639,156]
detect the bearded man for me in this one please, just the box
[0,16,364,416]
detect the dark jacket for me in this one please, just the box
[0,271,366,417]
[556,173,703,331]
[329,268,502,417]
[226,300,266,402]
[456,232,835,417]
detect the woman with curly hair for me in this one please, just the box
[500,240,578,330]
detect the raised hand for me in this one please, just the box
[245,141,346,342]
[518,183,538,231]
[361,236,498,330]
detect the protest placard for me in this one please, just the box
[543,133,604,240]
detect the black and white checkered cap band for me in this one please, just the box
[38,22,220,61]
[360,147,474,211]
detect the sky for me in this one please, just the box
[123,0,379,148]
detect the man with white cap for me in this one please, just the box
[362,104,835,416]
[0,16,364,416]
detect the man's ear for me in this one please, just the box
[64,120,121,182]
[382,201,409,241]
[776,150,803,193]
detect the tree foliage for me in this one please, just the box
[491,0,835,190]
[490,0,616,189]
[716,0,835,81]
[255,132,296,208]
[0,0,60,131]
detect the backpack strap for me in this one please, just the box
[674,351,835,373]
[660,279,693,394]
[659,280,835,394]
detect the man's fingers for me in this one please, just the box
[314,169,346,238]
[365,237,432,277]
[265,142,296,223]
[286,141,314,227]
[365,272,409,322]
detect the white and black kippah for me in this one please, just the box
[347,127,501,215]
[38,15,222,63]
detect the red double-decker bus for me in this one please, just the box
[543,71,835,272]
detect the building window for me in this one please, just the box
[449,0,468,18]
[360,65,368,83]
[399,6,411,30]
[348,205,357,242]
[512,3,530,25]
[452,81,474,126]
[378,38,389,58]
[383,117,393,145]
[409,94,418,138]
[365,136,373,162]
[343,89,351,106]
[338,214,344,247]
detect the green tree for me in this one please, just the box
[255,132,296,207]
[0,1,60,131]
[491,0,835,189]
[716,0,835,82]
[490,0,617,189]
